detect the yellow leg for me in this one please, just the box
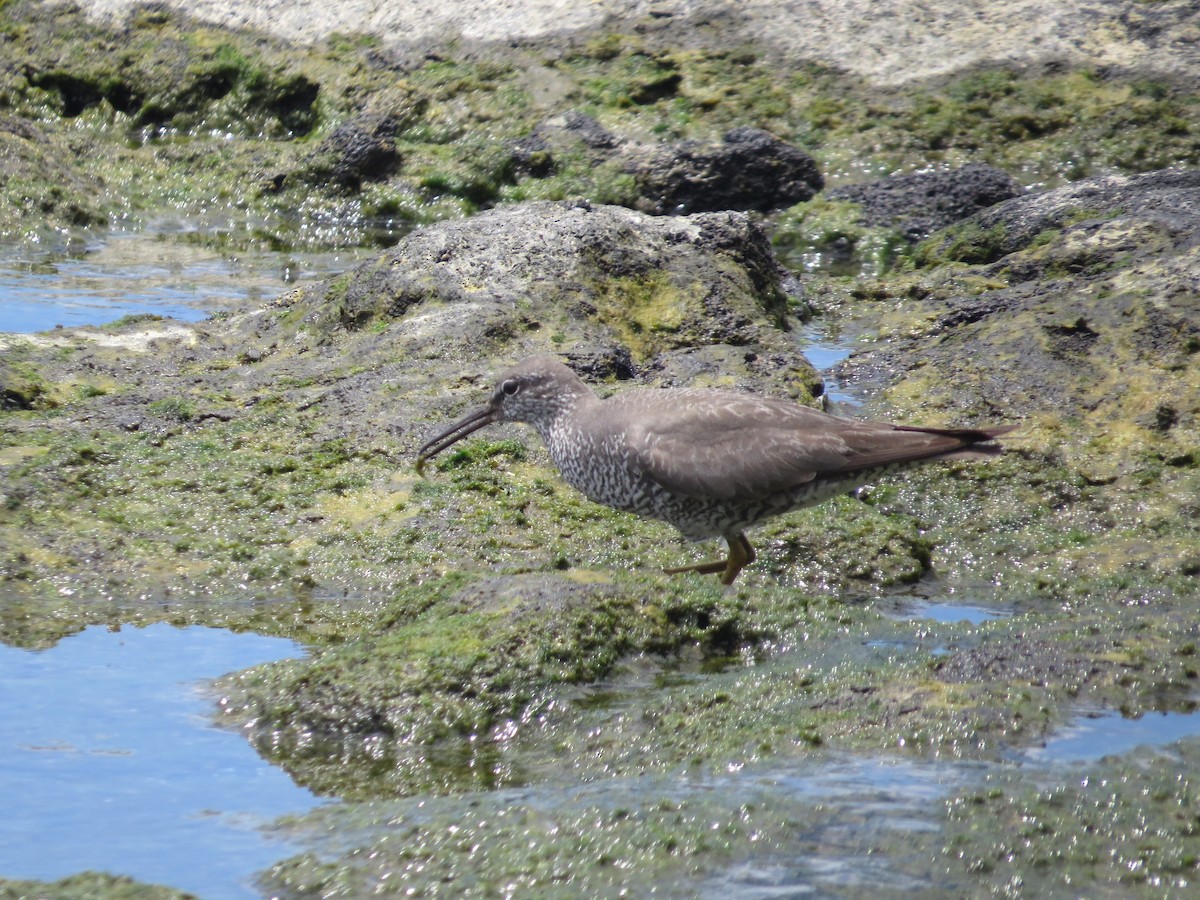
[665,532,756,585]
[721,533,756,585]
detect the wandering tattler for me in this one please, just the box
[417,355,1016,584]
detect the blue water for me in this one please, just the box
[800,324,859,406]
[0,260,213,331]
[0,230,361,333]
[908,601,1011,626]
[1028,709,1200,764]
[0,623,322,898]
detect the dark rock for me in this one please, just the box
[628,127,823,215]
[563,346,638,382]
[827,163,1021,241]
[934,168,1200,265]
[0,358,49,410]
[554,111,622,151]
[508,133,556,177]
[508,112,622,177]
[841,167,1200,440]
[296,114,402,191]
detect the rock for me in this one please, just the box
[282,199,794,356]
[68,1,1200,90]
[508,111,622,177]
[843,167,1200,458]
[534,111,622,153]
[294,113,402,191]
[0,115,109,236]
[509,119,823,218]
[0,358,50,410]
[627,127,823,214]
[237,200,821,427]
[952,167,1200,265]
[827,163,1021,241]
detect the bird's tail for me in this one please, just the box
[893,423,1018,462]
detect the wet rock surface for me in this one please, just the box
[826,163,1020,242]
[511,119,822,216]
[507,111,625,182]
[627,126,823,214]
[292,113,403,191]
[845,169,1200,439]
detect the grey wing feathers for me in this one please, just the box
[619,391,1013,502]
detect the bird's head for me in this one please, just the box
[415,355,590,474]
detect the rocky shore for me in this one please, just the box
[2,0,1200,896]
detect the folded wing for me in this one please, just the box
[616,390,1014,502]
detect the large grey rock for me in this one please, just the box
[248,200,821,429]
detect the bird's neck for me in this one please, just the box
[533,389,600,457]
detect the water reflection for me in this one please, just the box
[1028,709,1200,764]
[800,323,860,407]
[0,228,364,333]
[0,623,322,898]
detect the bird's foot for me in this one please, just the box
[664,559,728,577]
[664,533,756,586]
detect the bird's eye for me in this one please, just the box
[501,379,521,396]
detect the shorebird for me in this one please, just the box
[416,355,1016,584]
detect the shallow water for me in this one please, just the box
[0,227,365,333]
[906,600,1011,626]
[0,623,323,898]
[800,323,860,406]
[701,758,964,896]
[1029,709,1200,764]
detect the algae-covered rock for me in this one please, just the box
[1,349,53,410]
[291,113,403,192]
[627,126,823,215]
[256,199,815,391]
[215,571,771,797]
[827,162,1020,242]
[833,166,1200,599]
[7,3,319,136]
[0,115,108,238]
[0,872,195,900]
[874,169,1200,434]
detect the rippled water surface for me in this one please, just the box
[0,624,322,898]
[0,227,365,333]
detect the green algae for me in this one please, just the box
[943,741,1200,895]
[215,571,760,798]
[591,271,691,361]
[773,196,912,276]
[258,758,936,897]
[4,1,1200,249]
[0,873,195,900]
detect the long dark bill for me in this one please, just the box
[415,405,497,475]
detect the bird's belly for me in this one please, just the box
[550,439,690,525]
[553,451,757,539]
[547,433,873,540]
